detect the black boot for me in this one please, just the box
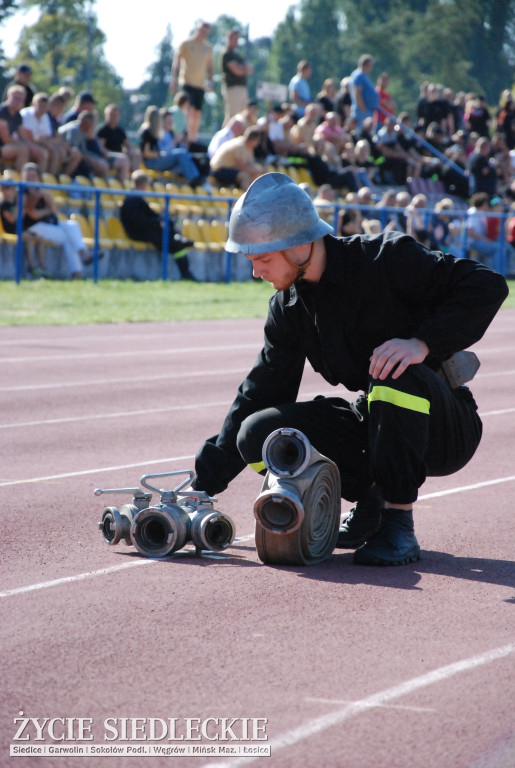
[175,255,197,281]
[335,485,382,548]
[353,509,420,566]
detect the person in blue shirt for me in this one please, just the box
[349,54,380,129]
[288,60,313,121]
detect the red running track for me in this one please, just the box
[1,312,514,768]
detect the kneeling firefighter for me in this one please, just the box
[191,172,508,566]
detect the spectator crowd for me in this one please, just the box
[2,31,515,280]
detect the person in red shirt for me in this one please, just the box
[375,72,396,124]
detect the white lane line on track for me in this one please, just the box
[0,400,233,430]
[419,475,515,499]
[0,535,256,598]
[0,343,256,364]
[0,327,261,347]
[0,368,250,393]
[0,455,194,488]
[1,474,514,596]
[1,401,513,432]
[202,644,515,768]
[0,365,513,395]
[306,697,436,712]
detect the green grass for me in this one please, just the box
[0,278,512,326]
[0,279,275,326]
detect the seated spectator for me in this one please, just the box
[59,110,112,179]
[97,103,141,174]
[464,94,491,138]
[392,190,412,232]
[289,102,321,153]
[467,136,498,196]
[209,126,263,190]
[0,85,43,172]
[353,138,377,186]
[21,162,93,278]
[207,114,246,160]
[21,92,67,177]
[424,83,453,136]
[339,206,363,236]
[0,174,49,276]
[312,183,336,224]
[431,197,456,252]
[375,187,399,229]
[362,218,383,235]
[265,104,297,158]
[375,116,409,185]
[465,191,501,266]
[0,86,30,171]
[490,132,511,191]
[313,111,350,156]
[45,93,83,177]
[120,170,196,280]
[169,91,190,147]
[396,112,425,178]
[405,192,431,246]
[62,91,97,125]
[316,78,337,115]
[138,105,202,185]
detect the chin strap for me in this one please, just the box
[280,242,315,280]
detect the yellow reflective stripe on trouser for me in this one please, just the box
[249,461,266,473]
[368,385,430,415]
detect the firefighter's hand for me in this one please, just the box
[369,338,429,380]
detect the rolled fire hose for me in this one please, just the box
[253,428,341,565]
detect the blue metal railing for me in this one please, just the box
[0,178,237,284]
[1,178,512,282]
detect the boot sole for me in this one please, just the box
[353,549,421,566]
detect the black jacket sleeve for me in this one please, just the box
[370,232,509,359]
[192,296,306,495]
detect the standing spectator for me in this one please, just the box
[288,60,313,120]
[170,20,214,144]
[0,85,30,171]
[62,91,97,125]
[120,170,196,281]
[221,29,253,126]
[467,137,498,196]
[2,64,34,107]
[349,54,379,129]
[375,72,396,124]
[97,103,141,174]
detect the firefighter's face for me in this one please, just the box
[248,243,311,290]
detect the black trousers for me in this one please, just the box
[236,364,482,505]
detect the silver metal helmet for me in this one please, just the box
[225,172,333,255]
